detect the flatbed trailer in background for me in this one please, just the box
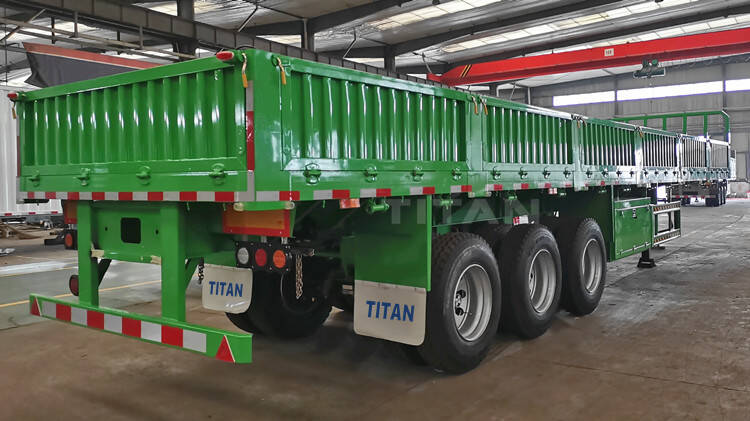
[613,111,736,207]
[1,86,63,226]
[10,49,732,372]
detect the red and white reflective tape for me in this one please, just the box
[485,184,503,192]
[409,186,436,195]
[512,215,529,225]
[359,188,392,198]
[562,181,573,188]
[512,183,530,190]
[450,185,472,193]
[19,172,254,204]
[537,182,552,189]
[312,189,350,200]
[2,211,59,216]
[20,191,250,203]
[33,298,208,354]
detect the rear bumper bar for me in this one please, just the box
[30,294,252,363]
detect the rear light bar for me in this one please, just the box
[7,92,18,100]
[235,241,311,273]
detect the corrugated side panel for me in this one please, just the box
[22,71,240,166]
[282,70,467,164]
[0,87,61,215]
[484,105,572,165]
[711,143,729,168]
[580,122,634,167]
[683,137,707,168]
[642,132,677,168]
[17,59,247,194]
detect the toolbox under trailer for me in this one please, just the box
[12,49,732,372]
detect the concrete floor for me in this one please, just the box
[2,200,750,420]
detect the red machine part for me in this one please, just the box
[433,27,750,86]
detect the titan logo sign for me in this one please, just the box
[364,300,415,322]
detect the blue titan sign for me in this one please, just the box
[208,281,244,297]
[365,300,415,322]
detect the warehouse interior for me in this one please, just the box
[2,0,750,419]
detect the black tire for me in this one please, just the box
[417,232,502,374]
[400,344,428,366]
[473,222,513,252]
[706,197,719,207]
[681,197,690,206]
[226,311,262,333]
[226,265,332,339]
[499,224,562,339]
[556,218,607,316]
[539,216,562,236]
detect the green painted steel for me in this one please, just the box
[30,294,252,363]
[612,198,653,259]
[16,49,736,361]
[16,58,247,193]
[612,110,731,140]
[14,49,732,201]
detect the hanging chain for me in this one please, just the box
[197,259,205,285]
[295,254,303,299]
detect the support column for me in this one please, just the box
[76,201,99,306]
[302,19,315,51]
[175,0,198,56]
[160,203,187,321]
[384,47,396,73]
[487,83,499,97]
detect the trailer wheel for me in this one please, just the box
[557,218,607,316]
[417,232,502,373]
[499,224,562,339]
[226,264,332,339]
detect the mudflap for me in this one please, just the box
[350,197,432,346]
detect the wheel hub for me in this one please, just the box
[452,264,493,342]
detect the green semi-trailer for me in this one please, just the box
[11,49,732,373]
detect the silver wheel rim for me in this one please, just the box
[581,239,603,294]
[528,249,556,314]
[453,264,493,342]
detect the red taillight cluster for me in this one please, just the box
[7,92,18,100]
[216,51,235,61]
[236,242,292,273]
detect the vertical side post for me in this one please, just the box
[77,201,99,306]
[160,203,187,321]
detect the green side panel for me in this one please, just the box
[17,58,247,193]
[481,98,576,187]
[352,197,432,290]
[280,58,468,169]
[30,294,252,363]
[612,197,653,259]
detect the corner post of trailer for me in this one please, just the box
[77,201,100,306]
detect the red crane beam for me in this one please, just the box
[432,27,750,86]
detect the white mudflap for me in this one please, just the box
[353,279,426,346]
[201,264,252,314]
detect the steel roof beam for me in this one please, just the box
[325,0,623,57]
[241,0,414,36]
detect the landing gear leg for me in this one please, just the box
[637,249,656,268]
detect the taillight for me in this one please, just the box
[7,92,17,100]
[216,51,234,61]
[254,248,268,268]
[236,246,250,266]
[63,230,77,250]
[272,250,287,269]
